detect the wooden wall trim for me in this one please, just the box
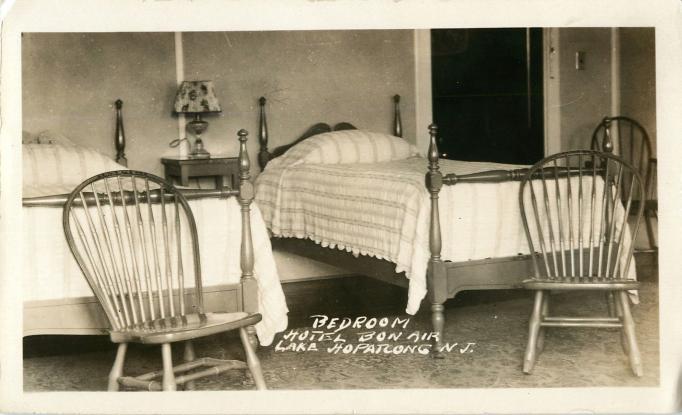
[543,28,561,155]
[174,32,186,143]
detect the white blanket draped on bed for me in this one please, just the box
[256,156,636,315]
[23,187,289,346]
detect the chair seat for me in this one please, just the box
[522,277,640,291]
[110,312,262,345]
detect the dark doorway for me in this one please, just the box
[431,28,544,165]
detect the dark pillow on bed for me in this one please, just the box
[279,130,418,166]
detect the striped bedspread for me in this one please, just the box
[257,156,535,314]
[257,156,637,314]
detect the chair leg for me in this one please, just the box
[183,340,196,391]
[108,343,128,391]
[644,207,657,251]
[161,343,177,391]
[618,291,643,377]
[246,325,259,350]
[605,291,616,317]
[523,290,544,374]
[614,293,629,355]
[536,291,549,355]
[239,327,267,390]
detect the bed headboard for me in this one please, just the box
[257,94,403,170]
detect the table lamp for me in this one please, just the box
[173,80,222,158]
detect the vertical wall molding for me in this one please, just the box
[414,29,432,155]
[174,32,185,142]
[543,28,561,155]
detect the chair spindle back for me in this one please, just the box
[592,116,654,200]
[519,150,645,281]
[63,171,203,332]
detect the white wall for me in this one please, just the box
[558,28,614,151]
[23,30,417,178]
[21,30,418,281]
[556,27,656,152]
[22,33,178,175]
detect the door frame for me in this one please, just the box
[543,27,561,156]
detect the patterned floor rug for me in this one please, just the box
[24,280,658,391]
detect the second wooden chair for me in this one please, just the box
[592,116,657,251]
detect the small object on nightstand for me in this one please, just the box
[162,156,240,189]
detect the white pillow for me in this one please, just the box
[279,130,418,166]
[23,143,127,190]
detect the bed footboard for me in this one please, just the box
[236,129,259,347]
[426,124,447,357]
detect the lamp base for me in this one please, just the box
[190,137,211,159]
[187,118,209,136]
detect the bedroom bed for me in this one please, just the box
[255,95,636,355]
[21,100,288,347]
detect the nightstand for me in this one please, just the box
[161,156,239,189]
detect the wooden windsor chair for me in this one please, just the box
[592,116,657,251]
[63,160,266,391]
[519,150,645,377]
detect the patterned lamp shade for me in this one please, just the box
[173,80,222,113]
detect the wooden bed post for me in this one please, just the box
[393,95,403,138]
[237,129,258,347]
[257,97,270,170]
[426,124,447,357]
[602,117,614,154]
[114,99,128,167]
